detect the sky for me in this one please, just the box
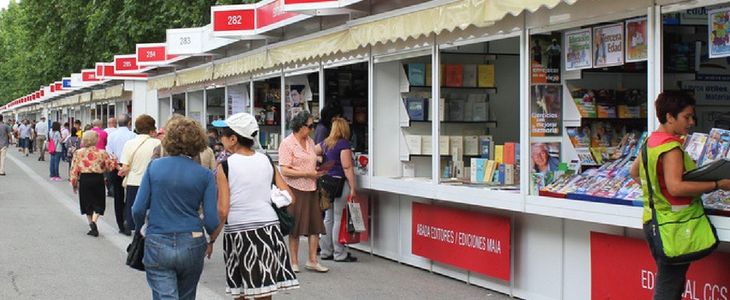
[0,0,10,10]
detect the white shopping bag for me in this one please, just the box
[347,201,366,233]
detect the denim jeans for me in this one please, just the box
[144,232,207,300]
[319,183,350,260]
[49,152,62,178]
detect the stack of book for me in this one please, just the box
[406,63,495,88]
[469,142,519,185]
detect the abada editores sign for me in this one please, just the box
[591,232,730,299]
[411,202,511,281]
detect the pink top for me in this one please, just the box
[92,127,108,151]
[278,134,317,191]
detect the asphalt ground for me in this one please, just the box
[0,146,510,299]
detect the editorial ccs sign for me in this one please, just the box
[591,232,730,299]
[411,202,511,281]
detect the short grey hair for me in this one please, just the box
[92,119,103,127]
[290,110,312,133]
[117,114,130,127]
[81,131,99,148]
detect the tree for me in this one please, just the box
[0,0,262,105]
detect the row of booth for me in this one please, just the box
[4,0,730,298]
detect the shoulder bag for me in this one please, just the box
[126,230,145,271]
[641,143,718,264]
[317,143,346,199]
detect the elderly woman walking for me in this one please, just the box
[278,111,328,273]
[70,131,117,237]
[132,116,219,300]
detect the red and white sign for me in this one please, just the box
[136,43,179,66]
[54,82,62,91]
[281,0,362,12]
[82,69,100,82]
[96,62,148,80]
[257,0,305,32]
[591,232,730,299]
[211,5,256,36]
[412,202,511,281]
[114,54,144,73]
[212,0,310,38]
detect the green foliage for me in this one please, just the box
[0,0,261,105]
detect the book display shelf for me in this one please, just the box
[252,76,282,151]
[325,63,369,153]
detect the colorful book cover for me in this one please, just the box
[405,98,428,121]
[571,89,596,118]
[498,164,506,185]
[470,158,486,183]
[699,128,730,166]
[407,64,426,86]
[479,135,493,159]
[576,147,598,165]
[444,64,464,87]
[684,133,708,162]
[462,64,477,87]
[567,126,591,148]
[484,160,497,182]
[494,145,504,164]
[596,104,616,118]
[477,64,495,87]
[504,142,516,165]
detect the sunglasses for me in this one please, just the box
[306,123,316,129]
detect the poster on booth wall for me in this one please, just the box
[530,33,561,84]
[709,8,730,58]
[530,84,562,137]
[591,232,730,300]
[564,28,592,71]
[227,86,249,116]
[625,17,648,62]
[530,142,561,175]
[593,23,625,67]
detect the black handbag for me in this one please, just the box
[318,175,345,199]
[126,230,145,271]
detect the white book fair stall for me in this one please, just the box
[5,0,730,298]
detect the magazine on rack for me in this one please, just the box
[683,159,730,181]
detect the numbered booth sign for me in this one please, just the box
[211,5,256,37]
[167,24,232,55]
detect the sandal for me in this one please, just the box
[304,262,329,273]
[291,264,300,273]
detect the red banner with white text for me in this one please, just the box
[412,202,511,281]
[591,232,730,300]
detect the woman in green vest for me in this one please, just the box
[630,91,730,300]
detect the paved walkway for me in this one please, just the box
[0,146,510,299]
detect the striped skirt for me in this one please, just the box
[223,222,299,298]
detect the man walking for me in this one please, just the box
[106,114,136,235]
[105,117,117,135]
[0,115,11,176]
[18,120,31,156]
[35,116,48,161]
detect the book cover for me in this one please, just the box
[479,135,493,159]
[439,136,450,155]
[590,147,608,165]
[405,98,428,121]
[464,98,474,121]
[449,136,464,158]
[498,164,506,185]
[684,133,708,162]
[464,135,479,156]
[505,164,515,185]
[495,145,504,164]
[477,64,495,87]
[468,94,489,121]
[596,104,617,118]
[408,64,426,86]
[503,142,516,165]
[448,99,465,121]
[617,105,641,118]
[699,128,730,166]
[405,135,422,155]
[567,126,591,148]
[571,89,597,118]
[422,135,433,155]
[445,64,464,87]
[484,160,497,183]
[576,147,598,165]
[471,158,486,183]
[462,64,477,87]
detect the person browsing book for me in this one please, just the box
[629,91,730,300]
